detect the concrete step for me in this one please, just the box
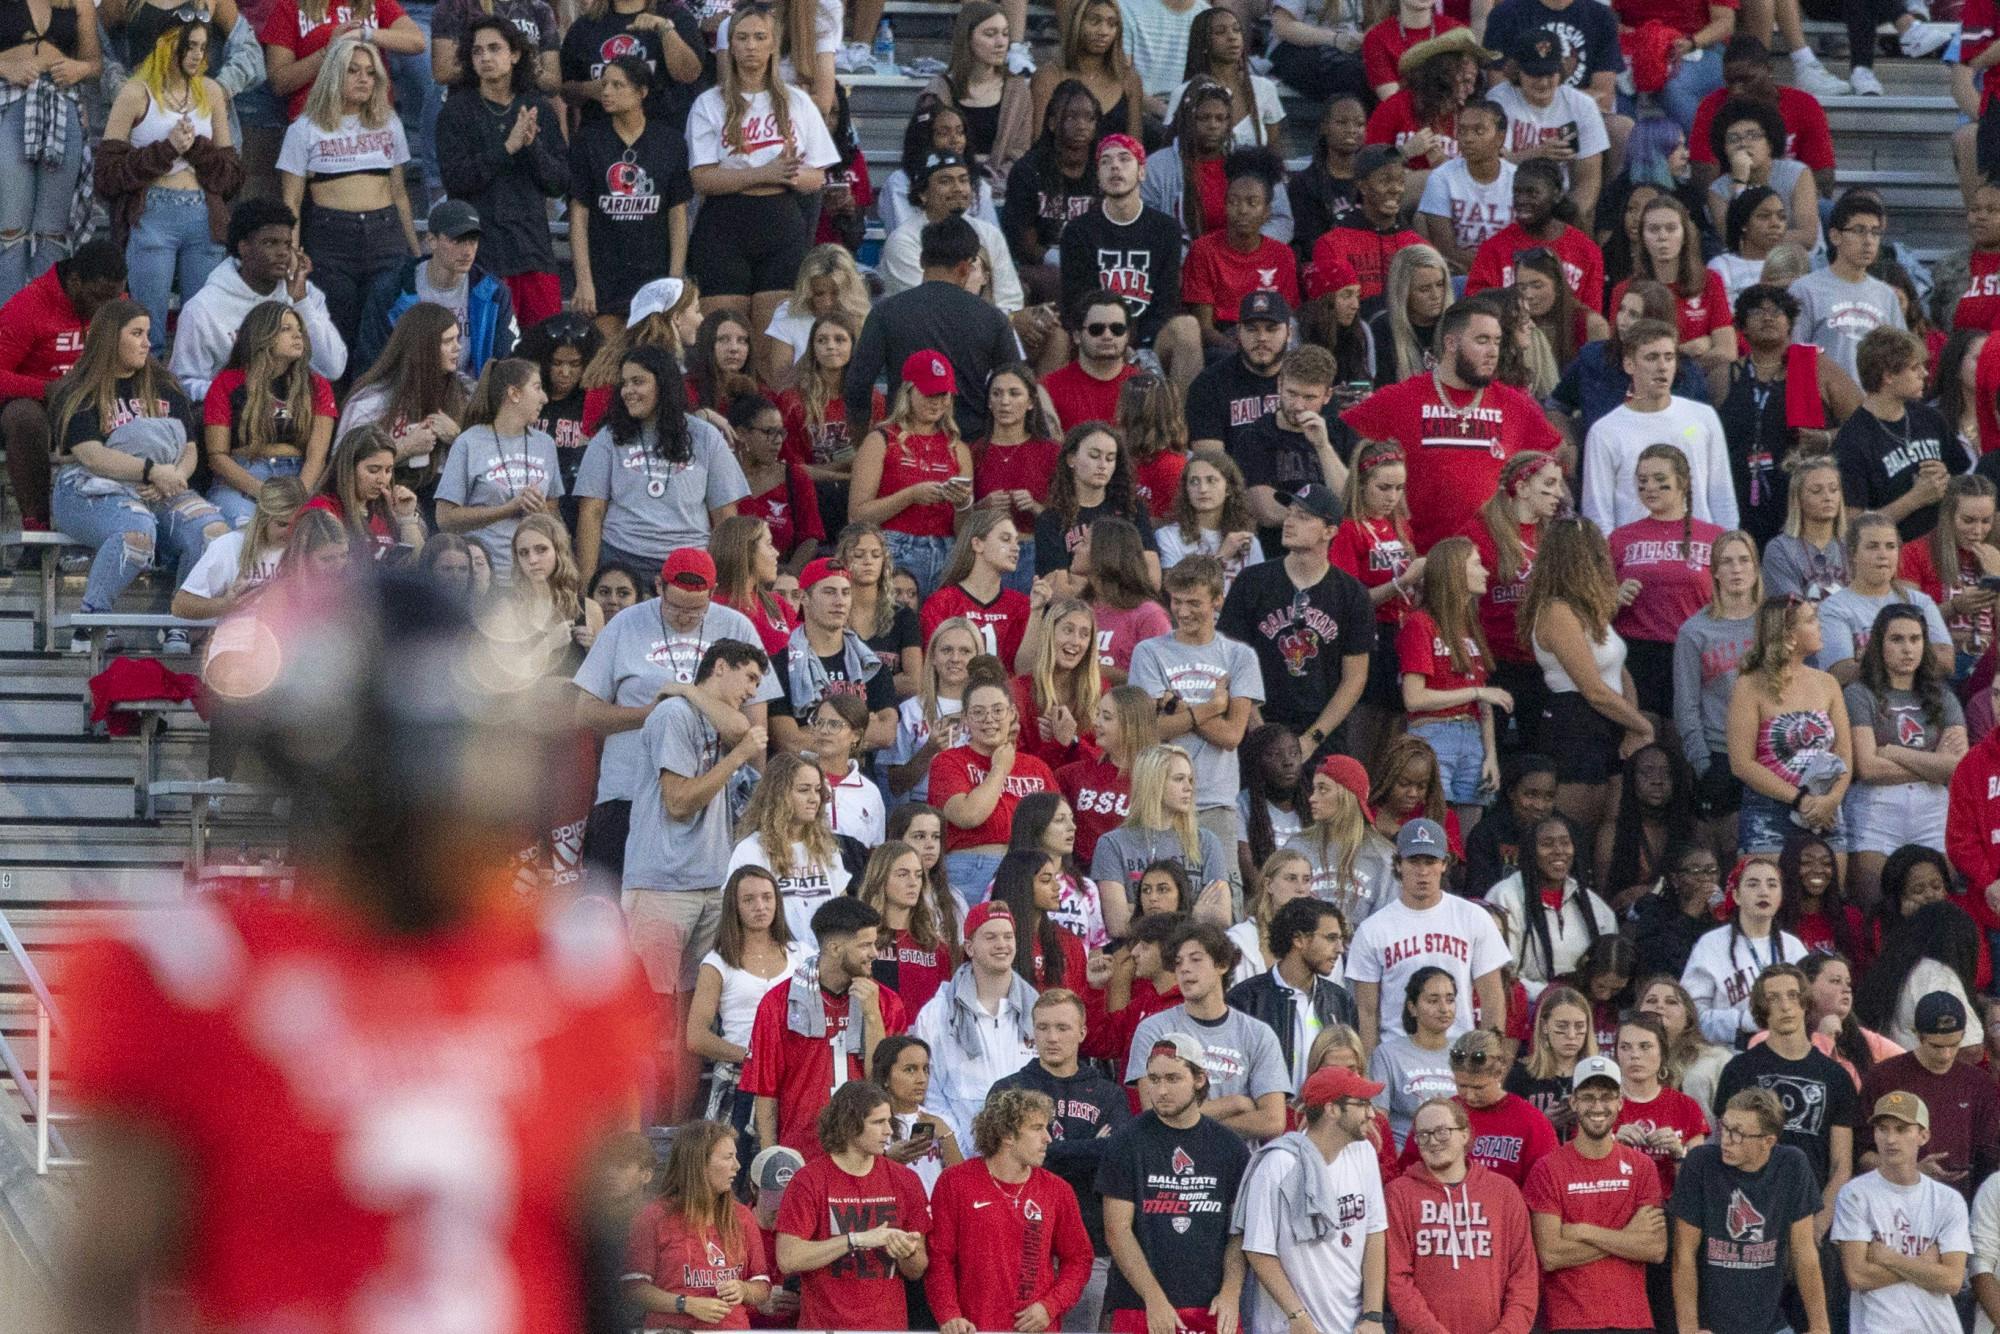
[0,778,143,823]
[0,736,205,783]
[0,690,88,736]
[0,863,186,903]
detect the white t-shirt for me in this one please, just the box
[1972,1172,2000,1334]
[698,940,810,1048]
[1157,523,1264,595]
[884,695,962,806]
[685,84,840,172]
[1581,395,1739,533]
[276,112,411,179]
[1489,83,1609,189]
[1415,157,1518,251]
[725,835,851,947]
[179,529,282,599]
[1166,74,1287,146]
[1831,1169,1971,1334]
[1346,893,1510,1039]
[1238,1138,1386,1334]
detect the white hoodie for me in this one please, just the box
[1483,872,1618,997]
[1680,922,1807,1044]
[170,258,348,401]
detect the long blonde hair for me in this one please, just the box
[857,839,950,953]
[737,752,838,879]
[1123,744,1203,867]
[835,521,898,639]
[920,616,980,730]
[1384,244,1448,380]
[789,245,871,332]
[1737,595,1811,701]
[1781,454,1847,543]
[1300,772,1368,915]
[1251,848,1312,958]
[718,3,796,156]
[303,37,393,131]
[1523,984,1598,1080]
[1477,450,1558,585]
[507,512,584,622]
[1027,596,1103,732]
[799,312,859,433]
[238,476,308,582]
[883,379,964,448]
[227,303,321,457]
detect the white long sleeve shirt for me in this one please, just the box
[1581,395,1739,534]
[170,259,348,401]
[1679,923,1807,1044]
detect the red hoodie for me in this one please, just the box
[924,1159,1094,1330]
[1947,728,2000,930]
[1384,1160,1539,1334]
[0,267,90,401]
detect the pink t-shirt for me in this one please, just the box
[1609,515,1724,644]
[1093,600,1171,676]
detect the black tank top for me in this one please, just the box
[0,0,79,55]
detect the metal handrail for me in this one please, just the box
[0,907,74,1172]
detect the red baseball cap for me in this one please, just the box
[1317,754,1376,823]
[1300,1064,1385,1107]
[963,900,1014,939]
[901,349,956,397]
[660,548,716,591]
[798,557,850,592]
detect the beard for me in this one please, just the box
[1451,348,1493,388]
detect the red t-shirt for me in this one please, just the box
[1460,516,1537,664]
[778,386,884,467]
[1362,13,1464,89]
[973,437,1063,532]
[1057,755,1130,867]
[1341,374,1563,552]
[1182,234,1301,323]
[1608,270,1732,345]
[715,590,796,659]
[1965,0,2000,114]
[1193,155,1228,235]
[1958,251,2000,332]
[775,1153,933,1331]
[1688,85,1834,170]
[926,745,1059,850]
[303,492,395,557]
[204,367,339,451]
[1328,514,1416,625]
[739,981,910,1156]
[1609,515,1724,644]
[1365,91,1458,168]
[925,1160,1094,1330]
[625,1200,770,1330]
[738,460,825,558]
[258,0,410,119]
[1611,1086,1710,1197]
[873,926,954,1016]
[1043,361,1137,432]
[1467,222,1605,308]
[1396,1092,1556,1186]
[1311,225,1428,301]
[1396,609,1489,723]
[1013,674,1101,772]
[65,892,651,1333]
[921,582,1031,666]
[1094,600,1172,675]
[1521,1142,1664,1331]
[1132,450,1187,521]
[1902,537,1995,652]
[875,425,961,538]
[1612,0,1735,38]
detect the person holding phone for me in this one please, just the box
[848,350,977,599]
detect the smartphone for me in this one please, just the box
[946,475,972,487]
[908,1120,936,1145]
[1979,575,2000,591]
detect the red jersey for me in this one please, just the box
[1365,91,1458,168]
[922,582,1031,668]
[1520,1142,1663,1331]
[1341,373,1563,552]
[1328,514,1416,625]
[1688,85,1834,169]
[624,1199,770,1329]
[925,1160,1095,1329]
[715,589,797,658]
[258,0,409,119]
[1460,516,1537,664]
[1610,1086,1710,1196]
[1311,225,1428,301]
[1396,609,1489,723]
[1396,1092,1556,1186]
[875,424,962,538]
[65,891,651,1334]
[778,386,884,468]
[1608,270,1732,346]
[1362,12,1464,89]
[1609,515,1723,644]
[974,437,1062,532]
[738,459,825,558]
[1057,754,1130,866]
[927,745,1059,850]
[1044,361,1137,432]
[1132,450,1187,520]
[873,926,954,1016]
[1012,674,1102,772]
[1182,233,1301,323]
[739,980,910,1156]
[1467,222,1604,308]
[775,1153,933,1330]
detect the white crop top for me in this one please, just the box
[130,90,214,177]
[1533,618,1627,695]
[684,84,840,173]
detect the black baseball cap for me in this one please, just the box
[1915,990,1967,1036]
[1240,289,1293,326]
[1513,27,1564,76]
[1290,484,1340,523]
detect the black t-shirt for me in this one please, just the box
[769,644,898,719]
[60,376,199,455]
[1058,204,1186,344]
[538,387,590,487]
[1484,0,1624,90]
[1095,1111,1249,1313]
[1833,400,1968,542]
[1366,308,1438,387]
[1186,354,1280,453]
[1711,1041,1857,1188]
[1504,1063,1575,1139]
[1217,557,1377,732]
[1001,145,1099,263]
[1288,161,1360,268]
[558,3,710,128]
[1034,497,1160,576]
[993,1059,1134,1249]
[1230,412,1343,555]
[568,116,694,314]
[1668,1143,1820,1334]
[860,603,921,669]
[1716,362,1795,549]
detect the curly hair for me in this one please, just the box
[973,1087,1054,1157]
[816,1078,891,1155]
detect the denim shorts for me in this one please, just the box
[1739,787,1847,855]
[1844,781,1948,855]
[884,529,953,601]
[1409,717,1491,806]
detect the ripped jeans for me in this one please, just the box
[51,466,226,612]
[0,96,83,305]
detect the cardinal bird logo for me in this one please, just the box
[1023,1199,1043,1222]
[1726,1188,1767,1243]
[1897,712,1926,746]
[1279,627,1318,675]
[1770,710,1835,776]
[1171,1146,1195,1175]
[707,1241,728,1268]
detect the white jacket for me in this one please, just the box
[1679,923,1807,1044]
[1483,872,1618,996]
[170,258,348,401]
[878,212,1025,313]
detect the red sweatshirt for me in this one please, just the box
[1384,1160,1539,1334]
[924,1159,1094,1329]
[1395,1094,1556,1187]
[0,267,91,401]
[1947,729,2000,930]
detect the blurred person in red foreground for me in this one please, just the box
[61,568,653,1334]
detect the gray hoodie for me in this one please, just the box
[170,258,348,402]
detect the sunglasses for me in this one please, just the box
[1085,321,1128,337]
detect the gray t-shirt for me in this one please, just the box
[1842,681,1964,754]
[573,416,749,562]
[434,423,565,579]
[1671,612,1755,771]
[1366,1034,1458,1150]
[414,265,473,373]
[622,696,735,892]
[1124,1002,1291,1105]
[1813,585,1951,669]
[1788,266,1905,381]
[1089,824,1228,895]
[1126,632,1265,812]
[1761,533,1848,604]
[572,597,779,805]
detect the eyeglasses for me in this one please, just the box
[1085,321,1129,337]
[1410,1126,1463,1145]
[809,715,851,732]
[1676,864,1721,879]
[1719,1124,1775,1143]
[1723,129,1765,146]
[746,424,787,439]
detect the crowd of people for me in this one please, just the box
[30,0,2000,1326]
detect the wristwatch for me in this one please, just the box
[674,1296,687,1315]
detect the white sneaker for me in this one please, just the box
[66,627,92,656]
[160,628,191,655]
[1900,20,1956,56]
[1848,64,1886,93]
[1006,40,1035,74]
[1792,60,1852,95]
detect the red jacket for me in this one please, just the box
[924,1159,1094,1329]
[1947,729,2000,930]
[1384,1160,1540,1334]
[0,267,91,401]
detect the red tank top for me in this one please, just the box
[876,424,959,538]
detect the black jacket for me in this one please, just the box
[1226,967,1358,1073]
[434,87,568,279]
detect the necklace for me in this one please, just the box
[481,91,516,118]
[990,1167,1033,1211]
[1431,369,1486,438]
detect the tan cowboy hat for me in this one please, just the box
[1398,25,1497,78]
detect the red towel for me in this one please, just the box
[88,656,209,735]
[1786,343,1825,428]
[1619,22,1683,94]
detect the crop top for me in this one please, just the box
[0,0,80,55]
[275,111,409,182]
[129,90,214,176]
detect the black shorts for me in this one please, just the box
[688,192,812,297]
[581,798,632,884]
[1536,691,1624,784]
[1694,751,1743,817]
[1625,637,1675,718]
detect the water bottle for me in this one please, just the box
[872,17,895,69]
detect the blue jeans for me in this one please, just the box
[944,849,1005,902]
[52,466,225,612]
[0,96,83,305]
[208,454,304,527]
[1739,787,1848,855]
[1408,718,1491,806]
[127,188,226,358]
[884,529,952,600]
[386,1,440,201]
[1659,46,1725,132]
